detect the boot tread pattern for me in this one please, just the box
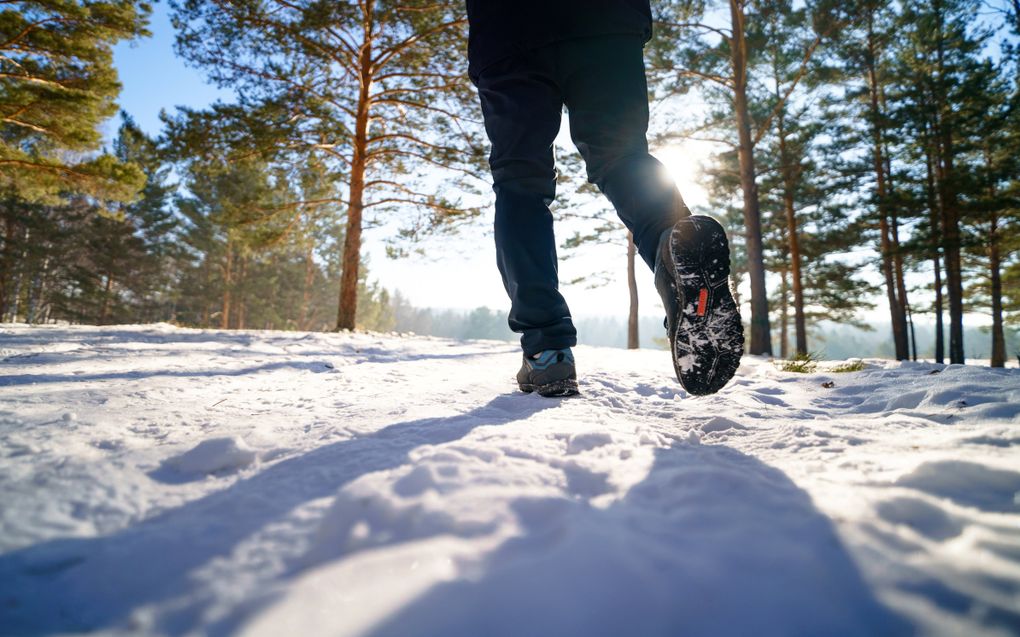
[665,216,745,396]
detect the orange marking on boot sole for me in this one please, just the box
[697,288,709,316]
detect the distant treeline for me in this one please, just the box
[385,297,1020,362]
[387,296,675,351]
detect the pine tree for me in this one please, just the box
[89,114,179,323]
[757,4,824,356]
[175,156,292,328]
[0,0,148,202]
[960,60,1018,367]
[1,1,151,319]
[849,0,912,359]
[169,0,486,331]
[899,0,998,364]
[651,0,841,355]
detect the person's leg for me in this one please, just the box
[558,35,690,271]
[559,36,743,395]
[476,55,576,357]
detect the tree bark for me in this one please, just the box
[907,303,917,361]
[7,253,23,322]
[729,0,771,355]
[925,133,945,363]
[989,228,1004,367]
[26,257,47,324]
[932,257,945,362]
[336,5,374,331]
[878,216,908,358]
[5,223,29,322]
[0,209,15,320]
[776,109,806,356]
[938,151,965,363]
[99,273,113,324]
[986,148,1005,367]
[884,126,912,360]
[221,239,232,330]
[627,232,639,349]
[865,12,908,360]
[201,256,211,328]
[933,0,965,364]
[890,206,912,358]
[300,245,315,331]
[237,254,247,330]
[779,265,789,360]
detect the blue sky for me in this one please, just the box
[111,3,232,138]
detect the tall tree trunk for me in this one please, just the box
[776,110,806,356]
[986,148,1005,367]
[99,273,113,324]
[336,5,374,331]
[7,261,22,322]
[989,229,1004,367]
[939,159,965,364]
[0,210,16,320]
[26,257,47,324]
[779,265,789,360]
[925,133,945,363]
[627,232,639,349]
[932,257,945,362]
[6,224,29,322]
[730,0,771,355]
[937,141,964,363]
[885,136,912,359]
[201,257,211,328]
[237,255,247,330]
[301,245,315,331]
[933,0,965,364]
[865,12,908,360]
[221,239,232,330]
[907,303,917,361]
[878,216,907,358]
[890,208,912,355]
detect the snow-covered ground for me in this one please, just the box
[1,324,1018,637]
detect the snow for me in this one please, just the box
[1,323,1019,636]
[161,437,257,478]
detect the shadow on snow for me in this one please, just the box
[362,443,913,637]
[0,392,913,636]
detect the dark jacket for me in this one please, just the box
[466,0,653,82]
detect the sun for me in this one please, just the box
[652,141,716,209]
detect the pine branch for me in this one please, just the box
[657,21,733,41]
[367,132,464,155]
[752,35,823,148]
[372,17,465,70]
[373,97,482,124]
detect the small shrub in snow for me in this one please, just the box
[777,352,820,373]
[830,359,866,373]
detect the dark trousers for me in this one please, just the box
[476,35,689,356]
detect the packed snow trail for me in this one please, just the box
[1,324,1018,636]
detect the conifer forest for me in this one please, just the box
[2,0,1018,365]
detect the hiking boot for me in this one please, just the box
[654,215,744,395]
[517,348,579,397]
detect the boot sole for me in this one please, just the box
[519,378,580,397]
[664,216,744,395]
